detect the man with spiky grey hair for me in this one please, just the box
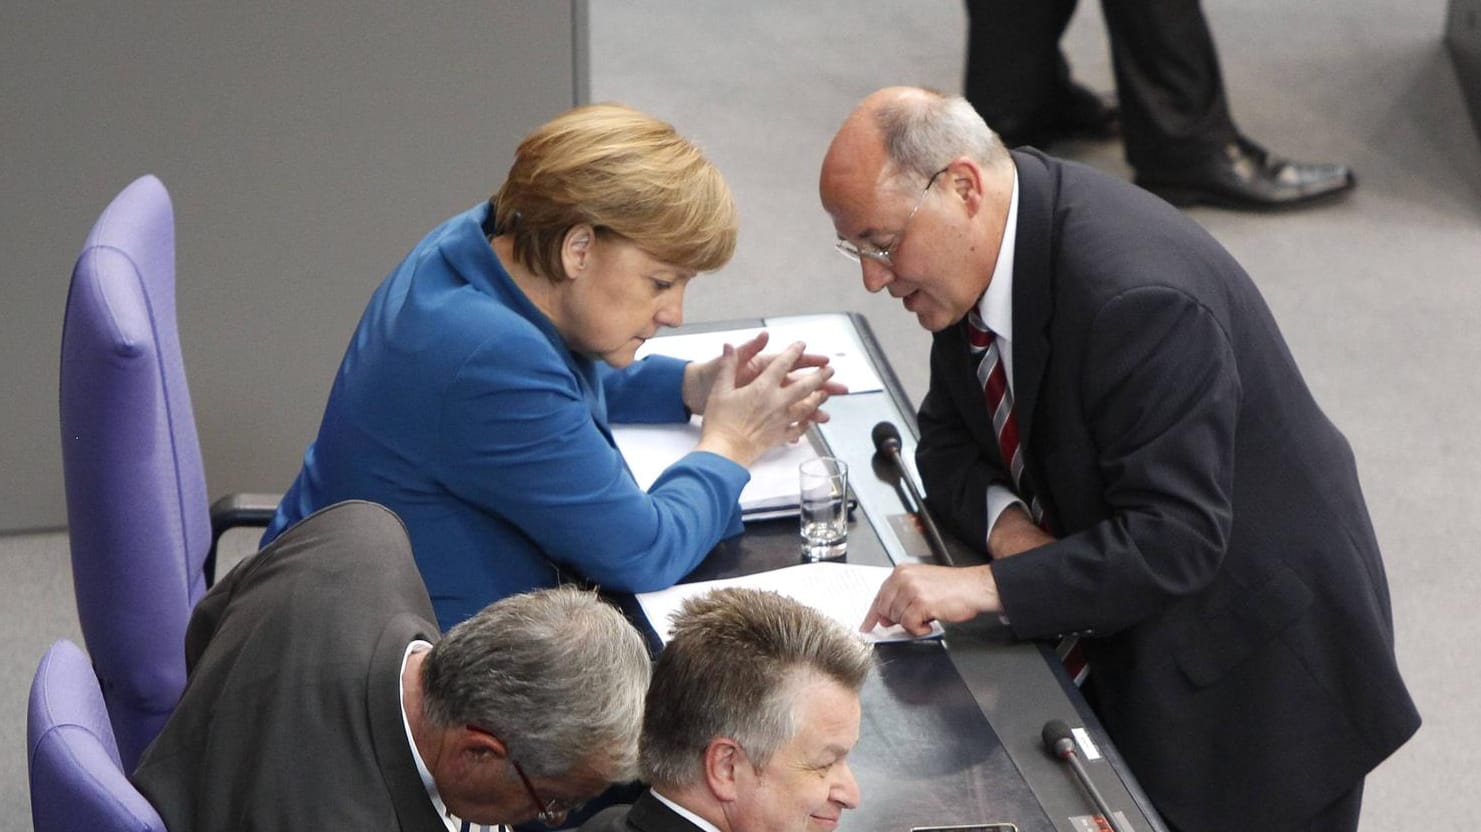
[583,587,874,832]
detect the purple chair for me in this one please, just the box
[58,174,276,771]
[27,639,166,832]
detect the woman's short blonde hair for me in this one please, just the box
[492,103,738,281]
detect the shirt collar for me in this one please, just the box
[650,789,725,832]
[401,640,460,832]
[977,166,1020,339]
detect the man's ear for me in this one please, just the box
[945,157,986,217]
[561,224,596,278]
[460,725,509,762]
[436,725,510,788]
[702,737,746,802]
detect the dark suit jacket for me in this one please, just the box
[132,501,448,832]
[581,790,699,832]
[919,149,1420,832]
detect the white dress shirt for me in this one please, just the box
[977,168,1030,547]
[401,640,502,832]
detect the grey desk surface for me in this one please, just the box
[632,314,1168,832]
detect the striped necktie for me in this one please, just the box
[966,311,1087,685]
[966,310,1046,525]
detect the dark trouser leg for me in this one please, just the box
[962,0,1078,133]
[1099,0,1237,171]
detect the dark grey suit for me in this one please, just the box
[919,149,1419,831]
[132,501,447,832]
[581,790,698,832]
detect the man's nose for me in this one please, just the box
[831,761,861,809]
[860,258,894,294]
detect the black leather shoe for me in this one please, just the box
[995,82,1120,149]
[1135,136,1356,210]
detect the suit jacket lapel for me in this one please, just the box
[369,613,448,832]
[1006,149,1055,461]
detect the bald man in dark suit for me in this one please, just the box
[821,87,1418,832]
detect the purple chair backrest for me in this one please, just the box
[27,639,166,832]
[59,174,212,770]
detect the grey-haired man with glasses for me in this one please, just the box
[132,500,651,832]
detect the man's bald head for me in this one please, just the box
[818,86,1016,333]
[821,86,1008,211]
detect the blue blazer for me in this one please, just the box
[265,204,747,630]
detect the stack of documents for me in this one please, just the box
[636,562,945,644]
[632,314,884,394]
[615,314,881,518]
[613,417,816,518]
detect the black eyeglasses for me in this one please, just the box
[466,724,584,827]
[834,167,949,267]
[511,757,582,827]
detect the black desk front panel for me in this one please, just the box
[625,314,1167,832]
[676,517,1056,831]
[856,640,1055,832]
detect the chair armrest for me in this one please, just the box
[205,493,281,586]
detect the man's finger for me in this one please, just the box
[900,599,937,636]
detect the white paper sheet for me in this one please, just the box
[612,416,816,513]
[633,314,883,393]
[758,314,883,394]
[616,314,880,516]
[636,562,945,644]
[634,326,766,364]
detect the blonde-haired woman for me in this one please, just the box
[263,104,840,630]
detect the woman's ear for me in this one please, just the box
[561,224,596,279]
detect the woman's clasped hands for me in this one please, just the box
[684,331,848,468]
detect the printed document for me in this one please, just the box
[636,562,945,644]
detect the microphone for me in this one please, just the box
[871,421,954,566]
[1042,720,1126,832]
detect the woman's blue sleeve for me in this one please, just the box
[436,339,746,592]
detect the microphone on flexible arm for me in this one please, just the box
[1042,720,1127,832]
[871,421,954,566]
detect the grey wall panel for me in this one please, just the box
[1,2,587,530]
